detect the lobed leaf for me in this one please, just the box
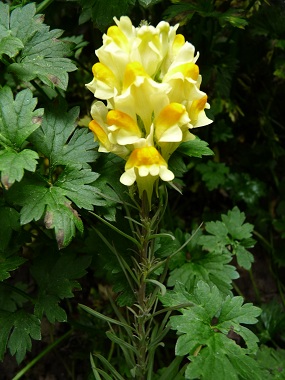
[29,104,97,169]
[0,86,43,149]
[0,149,38,188]
[79,0,135,30]
[0,206,20,251]
[196,161,230,191]
[0,309,41,363]
[178,137,214,158]
[2,3,77,89]
[161,281,262,380]
[31,250,91,323]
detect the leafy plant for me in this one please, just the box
[0,0,285,379]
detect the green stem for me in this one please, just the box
[36,0,55,14]
[249,269,261,303]
[135,192,151,379]
[12,330,72,380]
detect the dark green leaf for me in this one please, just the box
[178,137,214,158]
[0,309,41,363]
[31,250,91,323]
[30,104,97,169]
[0,149,38,188]
[0,255,26,281]
[0,282,28,312]
[256,345,285,379]
[0,3,24,58]
[5,4,77,89]
[0,86,43,149]
[196,161,229,190]
[0,206,19,251]
[79,0,135,30]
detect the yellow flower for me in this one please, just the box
[89,101,130,158]
[107,109,142,145]
[86,63,120,99]
[186,94,212,128]
[115,61,169,133]
[154,103,190,160]
[86,16,213,202]
[120,145,174,204]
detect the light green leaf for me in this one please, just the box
[221,206,254,240]
[186,334,262,380]
[178,136,214,158]
[234,244,254,270]
[199,207,256,270]
[0,309,41,363]
[161,281,262,380]
[0,149,38,188]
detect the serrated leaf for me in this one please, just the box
[165,228,238,296]
[196,161,230,190]
[0,149,38,188]
[9,3,44,45]
[0,3,24,58]
[30,103,97,168]
[168,251,238,296]
[34,294,67,323]
[0,309,41,363]
[5,4,77,89]
[199,207,256,270]
[0,86,43,149]
[186,334,262,380]
[0,255,26,281]
[31,251,91,323]
[234,244,254,270]
[0,282,28,312]
[7,179,84,248]
[259,300,285,342]
[79,0,135,30]
[178,137,214,158]
[221,207,253,240]
[54,167,100,210]
[161,281,262,380]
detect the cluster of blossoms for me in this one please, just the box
[86,16,212,204]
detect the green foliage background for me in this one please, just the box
[0,0,285,379]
